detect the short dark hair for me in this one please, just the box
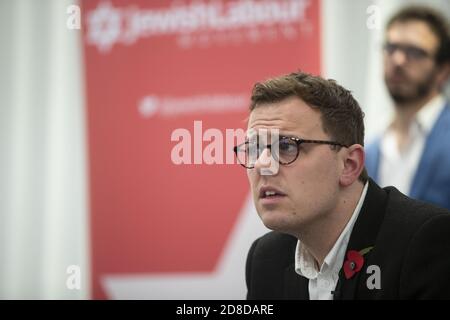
[386,5,450,65]
[250,71,368,183]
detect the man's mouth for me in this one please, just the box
[259,186,286,204]
[387,69,410,83]
[389,75,408,83]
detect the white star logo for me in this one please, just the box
[86,2,122,53]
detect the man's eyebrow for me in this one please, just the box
[278,132,296,137]
[245,131,295,142]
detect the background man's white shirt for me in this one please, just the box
[379,95,445,195]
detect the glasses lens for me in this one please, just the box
[235,141,256,168]
[235,137,300,168]
[404,46,428,60]
[384,43,430,60]
[384,43,396,55]
[276,137,298,164]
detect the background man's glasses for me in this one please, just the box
[233,136,349,169]
[383,42,434,61]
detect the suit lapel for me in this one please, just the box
[335,180,388,300]
[410,104,450,199]
[284,263,309,300]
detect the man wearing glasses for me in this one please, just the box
[238,71,450,299]
[366,6,450,210]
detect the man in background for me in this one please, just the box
[366,6,450,210]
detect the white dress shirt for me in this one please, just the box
[294,182,369,300]
[379,95,446,195]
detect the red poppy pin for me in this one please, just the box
[343,246,373,279]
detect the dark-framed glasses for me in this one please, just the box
[233,135,349,169]
[383,42,434,61]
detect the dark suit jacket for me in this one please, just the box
[246,179,450,299]
[365,102,450,211]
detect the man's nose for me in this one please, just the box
[391,49,408,66]
[254,147,279,176]
[254,148,271,168]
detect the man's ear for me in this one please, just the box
[339,144,365,187]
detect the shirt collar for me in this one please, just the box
[295,182,369,279]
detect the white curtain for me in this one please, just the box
[0,0,89,299]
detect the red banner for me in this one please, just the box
[82,0,320,299]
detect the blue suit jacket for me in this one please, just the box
[365,102,450,211]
